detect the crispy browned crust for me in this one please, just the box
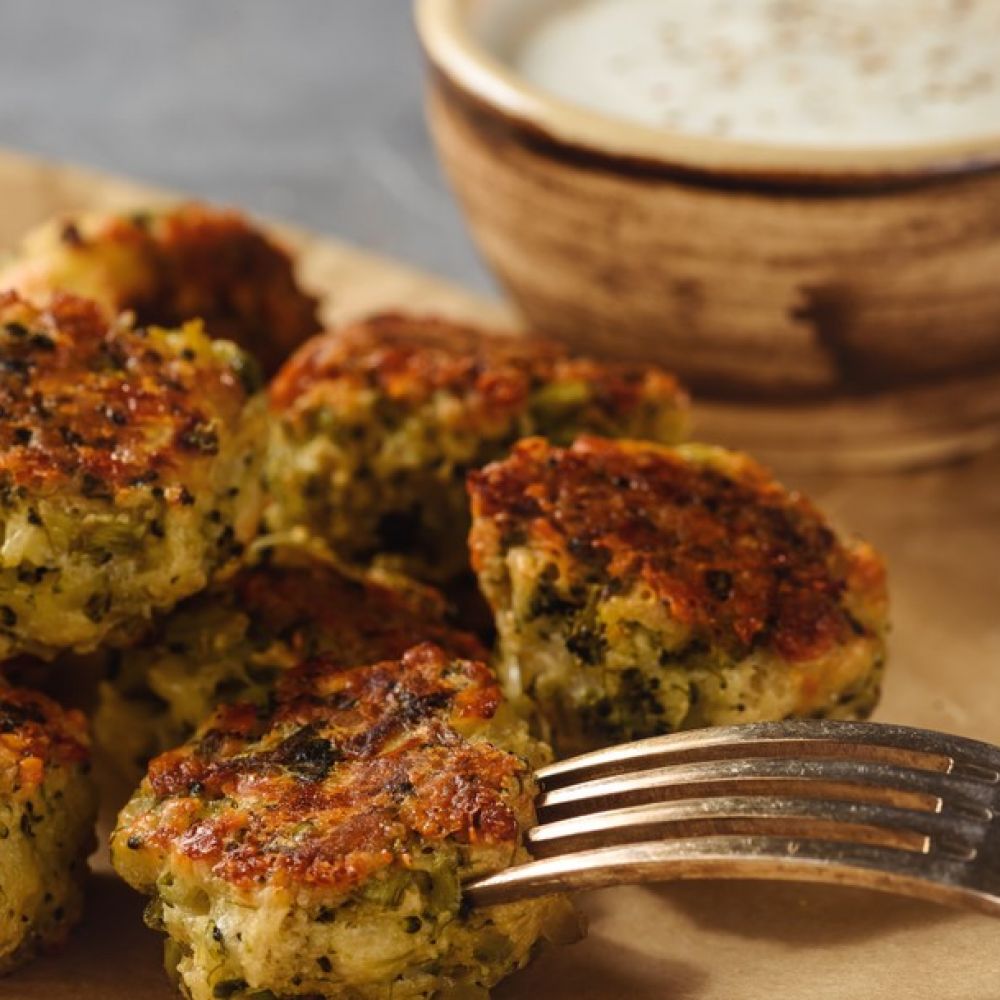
[65,205,319,374]
[124,644,532,892]
[469,437,888,663]
[269,312,687,424]
[232,557,488,665]
[0,291,252,497]
[0,686,90,792]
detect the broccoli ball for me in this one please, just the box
[265,313,689,582]
[112,642,578,1000]
[0,203,321,374]
[0,292,267,659]
[95,539,488,781]
[469,436,889,757]
[0,685,97,973]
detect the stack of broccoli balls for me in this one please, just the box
[0,205,318,980]
[0,203,888,998]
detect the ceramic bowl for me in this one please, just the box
[416,0,1000,468]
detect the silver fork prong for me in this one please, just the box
[538,721,1000,790]
[466,723,1000,914]
[528,795,988,858]
[465,836,1000,916]
[538,756,998,822]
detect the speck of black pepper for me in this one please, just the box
[26,508,42,526]
[28,332,56,352]
[29,392,51,419]
[0,358,32,379]
[178,486,195,506]
[12,427,32,445]
[59,426,85,447]
[17,565,50,584]
[4,322,28,339]
[0,606,17,627]
[149,519,165,539]
[81,473,111,500]
[84,592,111,623]
[705,569,734,601]
[60,221,84,247]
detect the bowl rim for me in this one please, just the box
[416,0,1000,182]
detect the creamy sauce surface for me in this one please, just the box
[512,0,1000,146]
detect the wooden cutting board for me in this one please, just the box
[0,148,997,1000]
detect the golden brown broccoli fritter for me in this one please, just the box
[0,204,321,374]
[95,540,488,780]
[0,292,266,659]
[469,437,889,756]
[112,643,576,1000]
[266,313,689,582]
[0,685,97,973]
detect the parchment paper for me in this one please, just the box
[0,149,997,1000]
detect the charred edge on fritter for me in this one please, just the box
[112,644,575,1000]
[0,291,266,657]
[266,314,689,581]
[468,437,888,754]
[2,204,321,375]
[95,547,489,778]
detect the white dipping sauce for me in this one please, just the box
[512,0,1000,146]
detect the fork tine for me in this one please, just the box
[539,756,998,822]
[528,795,988,858]
[464,836,1000,916]
[538,721,1000,790]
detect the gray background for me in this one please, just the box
[0,0,493,291]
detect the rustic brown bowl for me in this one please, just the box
[416,0,1000,469]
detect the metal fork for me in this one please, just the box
[465,720,1000,916]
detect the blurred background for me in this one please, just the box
[0,0,493,290]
